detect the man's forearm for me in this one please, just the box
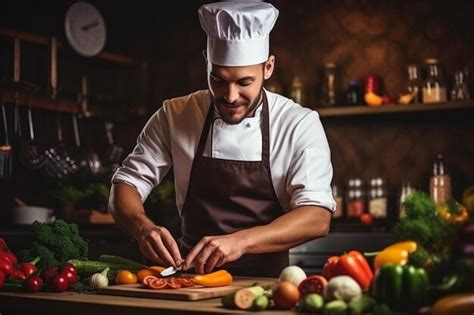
[236,206,332,254]
[108,182,156,240]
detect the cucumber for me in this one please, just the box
[98,255,147,270]
[348,295,376,315]
[253,295,269,311]
[324,300,347,315]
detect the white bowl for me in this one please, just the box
[13,206,56,225]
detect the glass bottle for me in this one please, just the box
[346,178,365,219]
[429,154,452,206]
[405,64,422,103]
[399,181,416,218]
[332,184,343,219]
[368,177,388,219]
[290,75,305,105]
[422,58,447,104]
[344,80,362,106]
[450,70,470,101]
[320,63,337,107]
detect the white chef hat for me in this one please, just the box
[198,1,279,67]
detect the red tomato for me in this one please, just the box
[148,279,167,290]
[360,213,375,225]
[273,281,300,309]
[167,278,182,289]
[142,275,158,286]
[298,275,328,295]
[23,276,43,293]
[61,270,77,285]
[60,263,77,275]
[49,274,69,292]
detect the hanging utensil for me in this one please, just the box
[0,99,12,180]
[102,120,123,165]
[41,37,78,180]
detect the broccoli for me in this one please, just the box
[17,219,88,271]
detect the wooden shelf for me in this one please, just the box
[1,89,145,122]
[0,28,137,65]
[317,100,474,118]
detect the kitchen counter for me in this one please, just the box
[0,291,304,315]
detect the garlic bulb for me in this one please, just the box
[90,267,109,288]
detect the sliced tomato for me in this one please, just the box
[180,278,195,287]
[148,278,167,290]
[167,278,182,289]
[298,275,328,295]
[142,275,158,286]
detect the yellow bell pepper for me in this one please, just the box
[373,241,417,270]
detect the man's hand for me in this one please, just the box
[182,234,246,274]
[137,226,183,268]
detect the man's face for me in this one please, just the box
[207,57,274,124]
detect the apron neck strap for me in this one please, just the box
[196,90,270,164]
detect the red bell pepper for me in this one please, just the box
[322,250,373,290]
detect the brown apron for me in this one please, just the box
[180,91,288,277]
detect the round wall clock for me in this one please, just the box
[65,2,107,57]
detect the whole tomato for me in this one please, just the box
[360,213,375,225]
[49,274,69,292]
[40,266,58,283]
[60,263,77,275]
[61,270,77,285]
[23,276,43,293]
[298,275,328,295]
[273,281,300,309]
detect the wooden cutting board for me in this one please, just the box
[98,276,276,301]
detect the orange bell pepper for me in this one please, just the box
[373,241,417,270]
[193,269,233,287]
[322,250,373,290]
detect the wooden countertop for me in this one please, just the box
[0,291,304,315]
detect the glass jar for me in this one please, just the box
[320,63,338,107]
[345,178,365,218]
[430,154,452,206]
[290,75,305,105]
[450,70,470,101]
[405,64,422,103]
[422,58,447,104]
[399,181,416,218]
[344,80,363,106]
[332,184,343,219]
[368,177,388,219]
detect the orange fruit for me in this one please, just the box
[148,266,165,273]
[137,268,162,283]
[115,270,138,285]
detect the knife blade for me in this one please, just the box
[160,265,183,277]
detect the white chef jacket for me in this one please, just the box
[112,89,336,215]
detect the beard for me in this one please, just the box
[214,89,263,125]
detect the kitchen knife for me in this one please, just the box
[160,265,182,277]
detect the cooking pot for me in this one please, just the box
[13,206,55,225]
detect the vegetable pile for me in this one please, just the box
[17,219,88,271]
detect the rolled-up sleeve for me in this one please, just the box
[286,111,336,212]
[111,107,172,202]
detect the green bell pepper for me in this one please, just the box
[371,263,429,311]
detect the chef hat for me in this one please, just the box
[198,1,279,67]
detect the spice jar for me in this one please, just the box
[332,184,343,219]
[346,178,365,219]
[422,58,447,104]
[399,181,416,218]
[320,63,338,107]
[430,154,452,206]
[450,70,470,101]
[368,177,388,219]
[405,64,422,103]
[290,75,305,105]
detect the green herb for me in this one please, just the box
[17,219,88,271]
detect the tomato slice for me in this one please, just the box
[167,278,182,289]
[180,278,195,288]
[298,275,328,295]
[142,275,158,286]
[148,278,167,290]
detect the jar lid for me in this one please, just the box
[425,58,439,64]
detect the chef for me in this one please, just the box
[109,1,335,277]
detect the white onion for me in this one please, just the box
[278,265,307,287]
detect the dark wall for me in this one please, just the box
[1,1,473,218]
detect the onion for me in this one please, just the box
[278,265,307,287]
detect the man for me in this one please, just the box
[109,1,335,277]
